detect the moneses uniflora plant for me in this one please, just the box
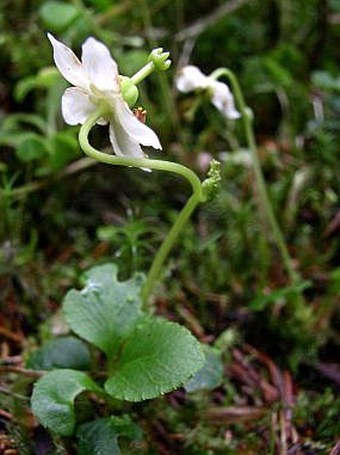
[30,35,221,450]
[30,35,304,451]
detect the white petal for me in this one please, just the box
[47,33,88,89]
[210,80,240,119]
[61,87,96,125]
[109,120,145,158]
[176,65,209,93]
[113,97,162,150]
[81,37,120,92]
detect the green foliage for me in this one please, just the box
[31,369,102,436]
[329,267,340,295]
[77,416,142,455]
[27,336,92,371]
[105,317,205,401]
[249,281,312,311]
[184,345,224,393]
[1,0,340,452]
[0,72,79,176]
[14,67,61,102]
[15,134,47,162]
[295,389,340,441]
[62,263,204,401]
[312,71,340,93]
[96,215,157,279]
[63,263,145,358]
[39,1,80,31]
[31,263,204,442]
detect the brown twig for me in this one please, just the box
[0,386,29,401]
[0,356,22,366]
[0,328,23,343]
[175,0,251,41]
[0,409,13,421]
[330,440,340,455]
[207,405,267,423]
[0,366,44,378]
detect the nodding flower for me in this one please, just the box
[176,65,240,120]
[48,34,162,158]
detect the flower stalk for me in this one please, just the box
[78,106,206,306]
[210,67,300,285]
[48,35,221,305]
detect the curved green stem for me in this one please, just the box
[211,68,300,285]
[141,191,201,302]
[78,107,204,305]
[79,108,203,196]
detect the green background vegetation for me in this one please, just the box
[0,0,339,453]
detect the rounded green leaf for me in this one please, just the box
[31,369,101,436]
[105,318,205,401]
[77,416,142,455]
[39,1,80,30]
[27,336,91,371]
[77,419,120,455]
[184,346,224,393]
[63,264,145,358]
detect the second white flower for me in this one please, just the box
[176,65,240,120]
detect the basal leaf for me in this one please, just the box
[77,416,142,455]
[31,369,101,436]
[184,346,224,393]
[105,318,205,401]
[63,264,145,358]
[27,336,91,371]
[77,419,120,455]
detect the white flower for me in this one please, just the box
[47,34,161,158]
[176,65,240,120]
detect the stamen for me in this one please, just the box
[133,107,147,124]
